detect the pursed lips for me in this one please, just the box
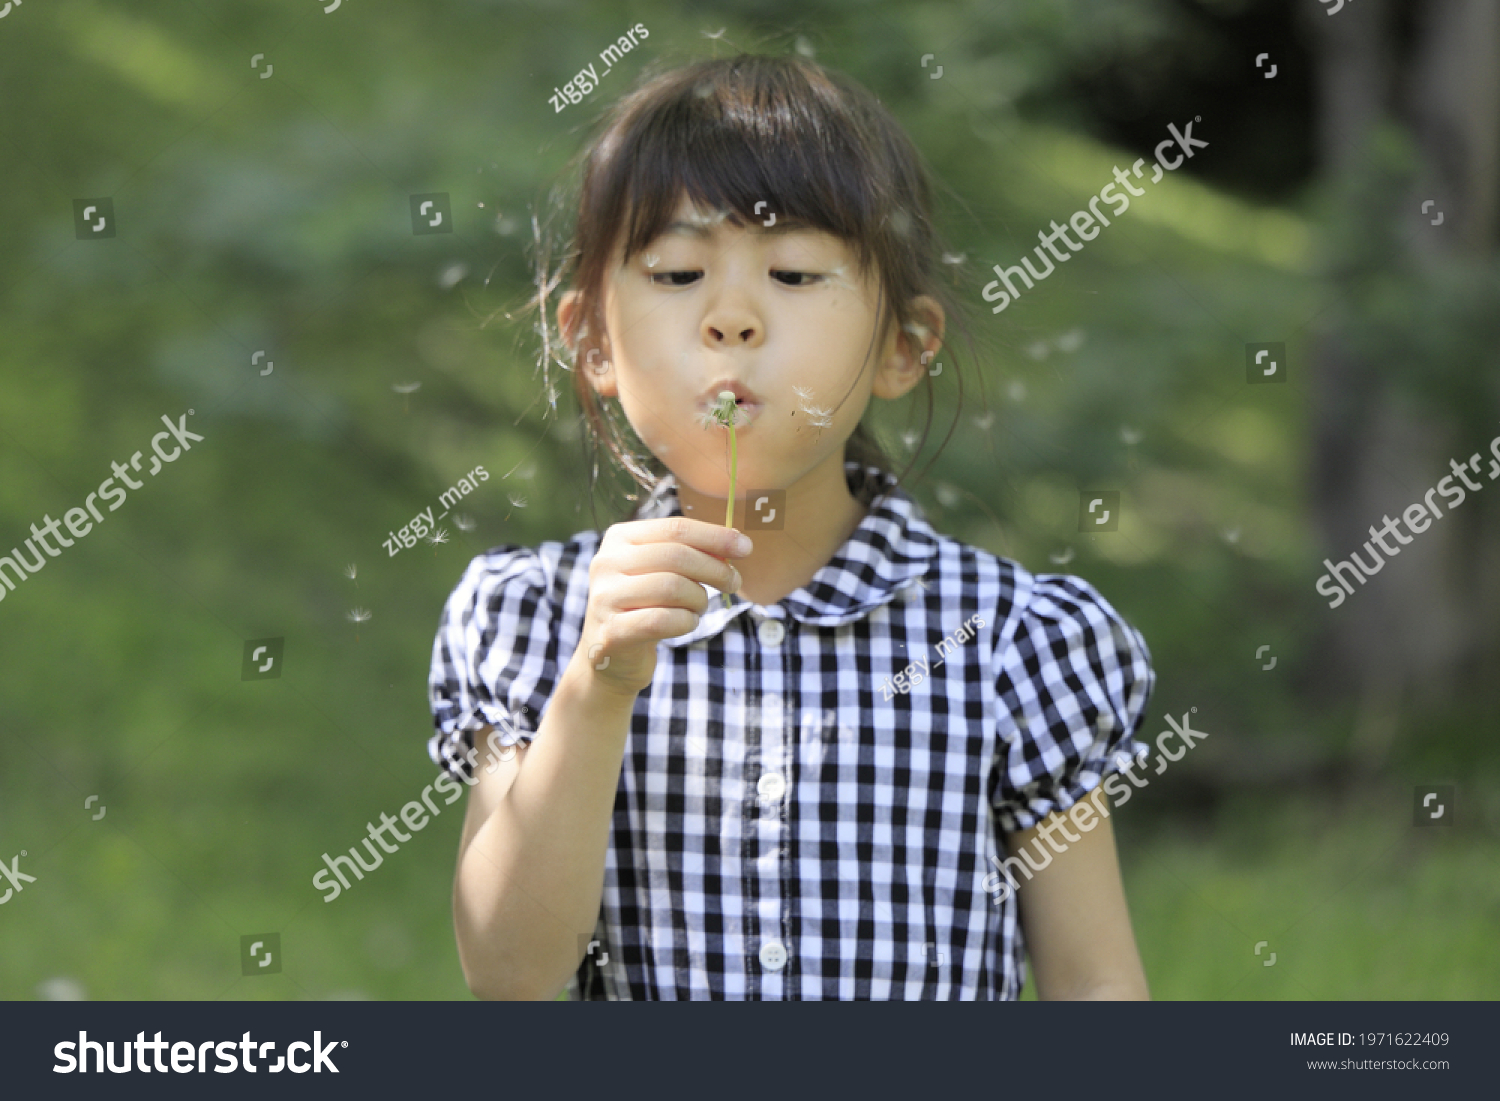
[697,381,764,426]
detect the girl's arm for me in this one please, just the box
[451,660,640,1000]
[1008,790,1151,1000]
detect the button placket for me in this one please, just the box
[748,611,791,994]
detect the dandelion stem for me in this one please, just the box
[711,391,740,609]
[725,416,737,529]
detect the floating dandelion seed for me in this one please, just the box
[1222,527,1242,545]
[1006,379,1027,403]
[702,27,728,40]
[1120,425,1143,446]
[940,252,967,266]
[1025,341,1051,361]
[644,252,661,268]
[344,563,358,588]
[900,429,920,451]
[453,513,477,532]
[1055,328,1086,353]
[1049,546,1076,566]
[507,492,527,509]
[347,607,372,642]
[973,411,995,432]
[392,381,421,413]
[934,483,961,509]
[426,528,450,555]
[792,384,832,431]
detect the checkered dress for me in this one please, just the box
[428,461,1155,999]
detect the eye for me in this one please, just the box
[772,270,824,287]
[648,270,701,287]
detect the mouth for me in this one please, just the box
[697,379,764,426]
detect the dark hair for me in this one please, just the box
[517,51,983,526]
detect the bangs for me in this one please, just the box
[581,57,894,275]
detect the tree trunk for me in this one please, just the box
[1304,0,1500,766]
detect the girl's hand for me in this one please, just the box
[575,517,752,696]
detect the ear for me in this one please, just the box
[871,295,946,401]
[557,288,615,398]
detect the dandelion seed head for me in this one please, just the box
[392,382,422,394]
[343,563,358,581]
[347,607,372,624]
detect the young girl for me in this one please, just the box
[428,53,1155,1000]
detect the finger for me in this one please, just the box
[622,516,753,559]
[612,572,712,615]
[616,541,742,594]
[603,604,703,644]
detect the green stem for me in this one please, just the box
[725,420,737,529]
[711,392,741,610]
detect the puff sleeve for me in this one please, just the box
[427,545,557,783]
[990,572,1155,833]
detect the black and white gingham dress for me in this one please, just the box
[428,461,1155,999]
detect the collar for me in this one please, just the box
[634,461,942,647]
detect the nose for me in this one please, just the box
[702,289,762,348]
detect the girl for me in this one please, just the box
[428,53,1155,1000]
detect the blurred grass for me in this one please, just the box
[8,766,1498,998]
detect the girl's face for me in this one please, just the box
[568,195,937,502]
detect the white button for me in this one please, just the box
[759,940,788,970]
[756,618,785,647]
[756,772,786,800]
